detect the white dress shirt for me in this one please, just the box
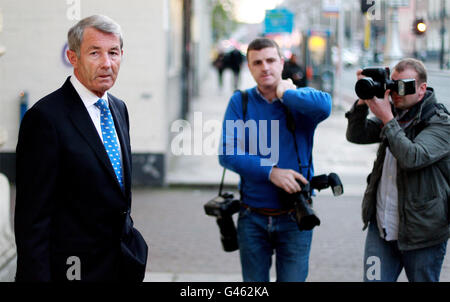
[70,74,123,158]
[376,148,399,241]
[376,115,413,241]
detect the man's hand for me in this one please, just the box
[276,78,296,99]
[356,69,367,106]
[365,89,394,125]
[355,70,395,124]
[269,167,308,194]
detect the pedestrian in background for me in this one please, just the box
[14,15,148,282]
[225,47,245,90]
[213,50,226,90]
[219,38,331,282]
[346,58,449,282]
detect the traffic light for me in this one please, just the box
[413,18,427,35]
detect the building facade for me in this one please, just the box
[0,0,213,186]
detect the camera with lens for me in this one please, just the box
[280,173,344,231]
[355,67,416,100]
[204,192,240,252]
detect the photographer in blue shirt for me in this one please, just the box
[219,38,331,282]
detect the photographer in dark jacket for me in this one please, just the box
[346,58,449,282]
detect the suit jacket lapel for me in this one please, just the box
[62,78,126,196]
[109,97,132,199]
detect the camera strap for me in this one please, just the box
[242,87,311,178]
[281,104,312,180]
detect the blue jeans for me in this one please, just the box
[237,207,313,282]
[363,221,448,282]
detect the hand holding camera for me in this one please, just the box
[354,67,412,124]
[279,173,344,231]
[365,89,395,125]
[355,67,415,100]
[269,167,308,194]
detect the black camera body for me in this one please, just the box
[280,173,343,231]
[204,192,240,252]
[355,67,416,100]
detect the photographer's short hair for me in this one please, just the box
[247,38,282,59]
[68,15,123,57]
[394,58,427,85]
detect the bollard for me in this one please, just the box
[0,173,16,281]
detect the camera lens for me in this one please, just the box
[355,78,378,100]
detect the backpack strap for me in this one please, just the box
[240,89,248,120]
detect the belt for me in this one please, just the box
[241,203,295,216]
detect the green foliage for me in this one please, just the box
[211,0,239,42]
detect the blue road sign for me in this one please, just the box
[264,8,294,34]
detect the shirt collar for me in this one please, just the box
[254,87,281,104]
[70,74,109,107]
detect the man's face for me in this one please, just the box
[247,47,284,90]
[67,27,123,98]
[390,68,426,110]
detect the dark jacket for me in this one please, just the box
[15,77,148,281]
[345,88,450,251]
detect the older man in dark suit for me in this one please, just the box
[14,15,148,282]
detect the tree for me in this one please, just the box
[211,0,239,42]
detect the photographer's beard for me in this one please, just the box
[393,94,425,123]
[391,93,419,111]
[391,81,427,112]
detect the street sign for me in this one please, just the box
[264,8,294,34]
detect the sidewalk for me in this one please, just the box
[425,60,450,77]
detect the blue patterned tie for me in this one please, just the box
[94,99,124,189]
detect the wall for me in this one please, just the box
[0,0,211,186]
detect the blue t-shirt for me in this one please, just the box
[219,86,332,209]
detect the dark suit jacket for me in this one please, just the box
[14,77,148,282]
